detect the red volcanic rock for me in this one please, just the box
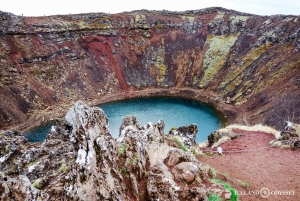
[0,7,300,131]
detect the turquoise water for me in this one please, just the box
[24,121,55,142]
[24,97,223,142]
[101,97,223,142]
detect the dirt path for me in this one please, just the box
[199,129,300,201]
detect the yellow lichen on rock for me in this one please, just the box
[208,11,225,28]
[180,15,195,23]
[229,15,249,25]
[151,46,167,85]
[221,43,272,90]
[155,56,167,84]
[231,44,300,105]
[256,60,300,93]
[135,14,146,22]
[134,14,149,29]
[199,34,238,87]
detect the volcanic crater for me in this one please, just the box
[0,7,299,131]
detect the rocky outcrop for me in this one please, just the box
[207,129,242,147]
[270,121,300,150]
[1,101,128,200]
[168,124,198,149]
[0,101,230,200]
[1,7,300,131]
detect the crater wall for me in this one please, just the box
[0,7,300,130]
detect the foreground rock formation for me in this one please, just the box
[0,7,300,131]
[271,121,300,150]
[0,101,232,200]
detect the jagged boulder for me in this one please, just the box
[117,116,167,200]
[117,116,149,200]
[172,162,200,183]
[168,124,198,149]
[207,129,242,147]
[0,172,48,200]
[271,121,300,150]
[0,130,29,176]
[147,162,181,201]
[1,101,129,200]
[165,149,197,167]
[62,101,128,200]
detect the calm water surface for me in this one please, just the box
[24,97,223,142]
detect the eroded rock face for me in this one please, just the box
[0,172,48,200]
[1,8,300,130]
[1,101,128,200]
[0,101,225,200]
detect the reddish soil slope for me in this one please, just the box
[200,129,300,201]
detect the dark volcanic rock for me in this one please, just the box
[168,124,198,149]
[271,121,300,150]
[207,129,242,147]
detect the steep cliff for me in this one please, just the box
[0,7,300,130]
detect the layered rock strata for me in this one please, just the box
[0,7,300,130]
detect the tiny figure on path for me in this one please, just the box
[217,147,224,156]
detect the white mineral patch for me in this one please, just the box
[145,143,175,166]
[0,156,6,162]
[120,125,136,137]
[28,162,40,173]
[51,126,56,132]
[172,184,180,191]
[76,148,87,165]
[162,178,169,183]
[70,136,76,143]
[64,185,73,196]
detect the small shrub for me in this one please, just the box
[120,166,127,174]
[120,166,129,178]
[33,179,41,189]
[205,152,213,156]
[240,181,248,187]
[210,178,239,201]
[130,158,137,165]
[170,127,177,131]
[172,137,188,152]
[208,193,222,201]
[58,159,68,172]
[192,149,201,156]
[224,183,238,201]
[80,173,86,182]
[117,143,127,155]
[210,178,225,185]
[210,168,218,179]
[130,153,140,165]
